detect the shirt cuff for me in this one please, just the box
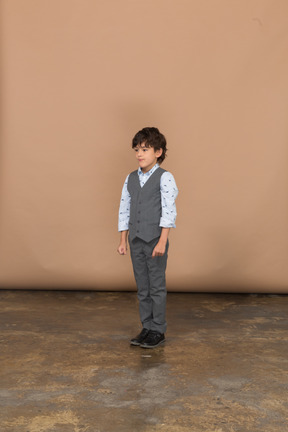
[118,222,129,232]
[159,217,176,229]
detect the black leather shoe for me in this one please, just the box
[140,331,165,348]
[130,328,150,346]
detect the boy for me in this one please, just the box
[117,127,178,348]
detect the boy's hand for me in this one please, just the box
[117,243,127,255]
[152,241,166,258]
[117,230,128,255]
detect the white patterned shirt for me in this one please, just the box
[118,163,178,231]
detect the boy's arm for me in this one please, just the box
[117,230,128,255]
[117,174,130,255]
[118,176,131,229]
[152,228,170,257]
[152,172,178,258]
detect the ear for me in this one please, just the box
[155,148,163,158]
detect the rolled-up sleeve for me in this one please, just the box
[160,171,178,228]
[118,175,131,231]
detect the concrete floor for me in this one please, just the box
[0,290,287,432]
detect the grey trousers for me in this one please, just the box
[129,236,169,334]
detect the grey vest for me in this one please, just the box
[128,167,166,242]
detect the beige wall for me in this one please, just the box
[1,0,288,291]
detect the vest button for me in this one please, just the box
[137,220,140,223]
[137,230,139,233]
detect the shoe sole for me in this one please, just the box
[140,339,165,349]
[130,341,141,346]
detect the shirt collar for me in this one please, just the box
[138,163,159,176]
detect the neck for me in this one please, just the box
[141,162,158,174]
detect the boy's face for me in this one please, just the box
[134,143,163,173]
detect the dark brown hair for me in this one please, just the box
[132,127,167,164]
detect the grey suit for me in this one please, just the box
[127,168,168,333]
